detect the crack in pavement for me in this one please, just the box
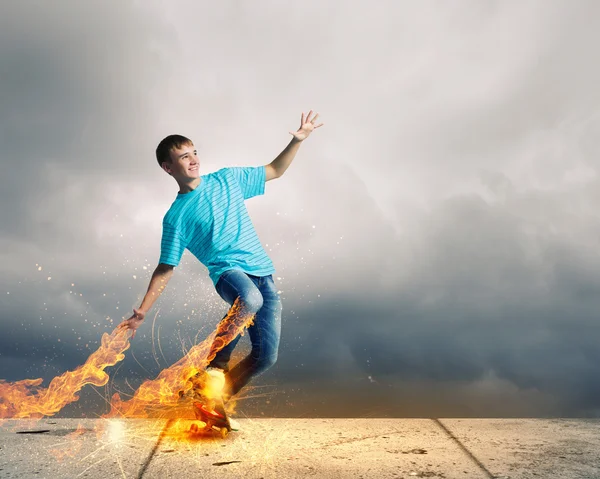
[433,419,495,479]
[136,419,173,479]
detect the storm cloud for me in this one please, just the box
[1,0,600,418]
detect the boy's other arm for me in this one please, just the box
[265,137,302,181]
[117,263,174,338]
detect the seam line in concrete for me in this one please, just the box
[433,418,495,479]
[137,419,173,479]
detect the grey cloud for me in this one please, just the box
[2,0,600,418]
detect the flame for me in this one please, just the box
[0,297,253,424]
[0,329,130,419]
[106,298,254,419]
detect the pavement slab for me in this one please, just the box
[0,418,166,479]
[1,418,599,478]
[441,418,600,479]
[144,418,489,479]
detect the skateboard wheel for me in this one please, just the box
[190,423,199,433]
[220,427,228,438]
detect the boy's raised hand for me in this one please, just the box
[117,308,145,339]
[289,110,324,141]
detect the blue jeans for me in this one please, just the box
[207,269,282,398]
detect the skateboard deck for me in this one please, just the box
[191,400,231,438]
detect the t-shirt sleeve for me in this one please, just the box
[229,166,266,200]
[158,220,187,266]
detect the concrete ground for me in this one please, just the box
[0,418,599,478]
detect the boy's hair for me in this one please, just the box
[156,134,193,168]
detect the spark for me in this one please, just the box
[157,325,168,365]
[107,419,125,445]
[150,309,162,369]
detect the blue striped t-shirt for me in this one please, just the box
[158,166,275,287]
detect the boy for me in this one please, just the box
[118,111,323,427]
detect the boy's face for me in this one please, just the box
[162,142,200,180]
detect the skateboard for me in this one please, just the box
[191,399,231,438]
[179,370,231,438]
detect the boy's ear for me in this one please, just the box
[161,162,172,175]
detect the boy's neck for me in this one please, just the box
[178,177,202,194]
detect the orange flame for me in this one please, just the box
[0,298,253,422]
[107,299,254,418]
[0,329,130,419]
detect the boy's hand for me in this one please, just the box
[289,110,324,142]
[117,308,145,339]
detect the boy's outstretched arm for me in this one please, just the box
[117,263,174,338]
[266,110,323,181]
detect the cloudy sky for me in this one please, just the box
[1,0,600,418]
